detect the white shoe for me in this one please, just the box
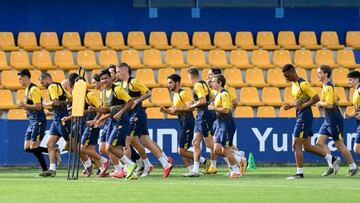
[333,157,341,175]
[141,165,154,177]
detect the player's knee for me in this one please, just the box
[105,145,112,154]
[354,145,360,154]
[80,145,87,152]
[303,144,312,152]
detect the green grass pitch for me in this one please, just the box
[0,166,359,203]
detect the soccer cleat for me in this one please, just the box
[229,171,242,178]
[332,156,341,175]
[112,170,126,179]
[125,163,137,180]
[163,164,173,178]
[286,174,304,180]
[55,148,61,166]
[346,167,359,177]
[207,166,217,174]
[99,160,110,177]
[141,165,154,177]
[202,159,211,174]
[82,168,87,176]
[240,159,248,175]
[40,170,56,177]
[84,166,93,177]
[321,167,335,176]
[96,168,101,176]
[183,171,200,177]
[126,174,138,180]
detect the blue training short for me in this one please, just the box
[25,119,47,142]
[81,126,100,146]
[318,123,344,141]
[49,120,70,141]
[106,115,130,146]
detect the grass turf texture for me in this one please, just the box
[0,166,359,203]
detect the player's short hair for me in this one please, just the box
[40,72,52,80]
[319,64,332,78]
[93,73,101,82]
[68,73,79,86]
[209,67,222,75]
[213,74,226,88]
[99,69,111,78]
[167,74,181,83]
[108,64,116,71]
[119,62,132,76]
[347,71,360,80]
[17,69,31,78]
[282,64,295,73]
[187,68,199,76]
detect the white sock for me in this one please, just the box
[117,160,124,168]
[120,155,134,165]
[199,156,206,164]
[85,159,92,168]
[234,153,241,163]
[350,163,357,170]
[192,161,200,173]
[324,154,333,168]
[99,157,107,164]
[143,158,152,168]
[162,152,167,160]
[49,163,56,171]
[114,164,123,172]
[187,165,193,172]
[296,167,304,174]
[234,150,245,157]
[159,156,169,168]
[223,157,230,167]
[231,164,240,173]
[210,160,217,168]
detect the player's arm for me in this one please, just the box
[296,83,320,110]
[43,84,60,107]
[132,79,151,106]
[160,106,177,115]
[18,88,42,111]
[317,86,334,109]
[112,87,134,121]
[173,91,194,113]
[188,83,207,109]
[208,92,231,114]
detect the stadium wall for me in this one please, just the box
[1,118,359,166]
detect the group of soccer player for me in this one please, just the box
[16,61,360,180]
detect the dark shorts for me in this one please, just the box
[49,120,70,141]
[178,118,195,149]
[194,110,216,137]
[99,119,111,142]
[128,109,149,137]
[293,121,313,138]
[81,126,100,146]
[319,123,344,141]
[356,124,360,144]
[25,120,46,142]
[107,116,130,146]
[213,118,233,147]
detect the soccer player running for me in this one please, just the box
[93,69,137,180]
[39,72,72,177]
[344,70,360,176]
[17,69,48,175]
[316,65,356,176]
[116,63,173,178]
[184,68,216,177]
[282,64,339,179]
[208,74,241,178]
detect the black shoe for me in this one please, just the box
[40,170,56,177]
[322,167,334,176]
[96,168,101,175]
[286,174,304,180]
[84,165,93,177]
[347,167,358,177]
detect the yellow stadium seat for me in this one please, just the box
[214,32,237,50]
[312,106,321,117]
[346,106,355,115]
[142,98,154,108]
[279,106,296,118]
[32,50,56,70]
[151,88,172,107]
[310,68,322,87]
[299,31,322,50]
[158,68,176,87]
[7,109,27,119]
[39,32,63,51]
[187,49,209,69]
[208,50,232,68]
[127,31,151,50]
[337,50,360,69]
[29,70,42,87]
[234,106,254,118]
[201,68,209,81]
[296,68,308,80]
[135,68,160,88]
[224,68,245,87]
[229,50,254,69]
[257,106,276,118]
[62,32,85,51]
[16,89,25,103]
[252,50,275,69]
[239,87,262,106]
[47,70,65,83]
[165,49,188,68]
[68,70,91,85]
[256,31,280,50]
[315,50,339,68]
[179,68,193,87]
[0,89,16,109]
[149,32,172,50]
[235,32,258,50]
[105,32,129,50]
[77,50,100,70]
[335,87,351,106]
[346,31,360,49]
[321,31,344,50]
[121,50,144,69]
[267,68,289,87]
[277,31,301,50]
[99,50,118,68]
[0,32,19,51]
[170,32,194,50]
[262,87,283,106]
[10,51,33,70]
[0,51,11,70]
[245,69,267,87]
[273,50,292,68]
[228,86,237,102]
[192,32,216,50]
[146,107,165,119]
[40,89,50,102]
[17,32,41,51]
[294,50,317,69]
[332,68,349,87]
[284,87,294,104]
[143,49,166,69]
[84,32,107,51]
[55,50,78,70]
